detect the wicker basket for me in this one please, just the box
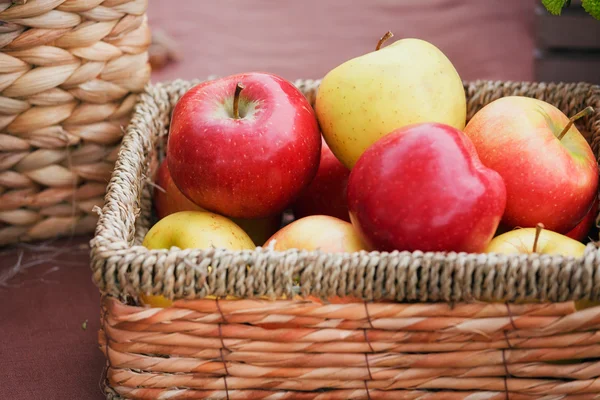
[0,0,151,246]
[91,78,600,399]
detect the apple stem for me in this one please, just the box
[233,82,245,119]
[376,31,394,51]
[557,106,594,140]
[533,223,544,253]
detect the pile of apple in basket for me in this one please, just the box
[143,32,598,307]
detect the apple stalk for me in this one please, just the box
[533,223,544,253]
[233,82,245,119]
[376,31,394,51]
[557,106,594,140]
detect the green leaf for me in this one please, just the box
[542,0,569,15]
[582,0,600,19]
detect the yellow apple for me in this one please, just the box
[486,224,586,257]
[315,31,466,169]
[140,211,256,307]
[487,225,598,311]
[138,294,174,308]
[265,215,370,253]
[143,210,256,251]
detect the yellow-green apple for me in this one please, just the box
[486,224,585,257]
[347,122,506,253]
[142,210,256,252]
[153,159,281,245]
[488,224,596,314]
[140,210,256,307]
[264,215,370,253]
[566,195,598,242]
[167,72,321,219]
[463,96,598,234]
[292,138,351,222]
[315,31,466,169]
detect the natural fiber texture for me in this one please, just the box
[91,78,600,304]
[100,296,600,399]
[0,0,151,246]
[91,78,600,398]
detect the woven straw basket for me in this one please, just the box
[92,78,600,399]
[0,0,151,246]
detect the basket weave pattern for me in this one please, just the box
[0,0,151,246]
[92,79,600,399]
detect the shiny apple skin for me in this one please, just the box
[347,123,507,253]
[264,215,370,253]
[153,158,282,245]
[566,195,598,242]
[463,96,599,234]
[167,72,321,219]
[292,138,351,222]
[154,157,203,220]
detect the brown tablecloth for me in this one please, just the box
[0,1,536,398]
[0,236,105,399]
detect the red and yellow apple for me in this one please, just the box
[167,72,321,219]
[464,96,598,234]
[264,215,370,253]
[347,122,506,253]
[292,138,351,222]
[153,158,282,245]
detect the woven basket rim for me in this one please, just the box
[90,77,600,304]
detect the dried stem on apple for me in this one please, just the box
[376,31,394,51]
[533,223,544,253]
[233,82,245,119]
[557,106,594,140]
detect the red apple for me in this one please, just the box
[347,122,506,253]
[153,158,282,245]
[264,215,370,253]
[463,96,598,234]
[292,138,351,222]
[566,196,598,242]
[154,157,203,219]
[167,72,321,219]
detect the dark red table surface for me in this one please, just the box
[0,1,537,398]
[0,235,105,400]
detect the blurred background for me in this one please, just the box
[147,0,599,85]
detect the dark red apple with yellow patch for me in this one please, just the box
[347,122,506,253]
[167,72,321,219]
[153,158,282,245]
[153,157,203,219]
[292,138,351,222]
[566,196,598,242]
